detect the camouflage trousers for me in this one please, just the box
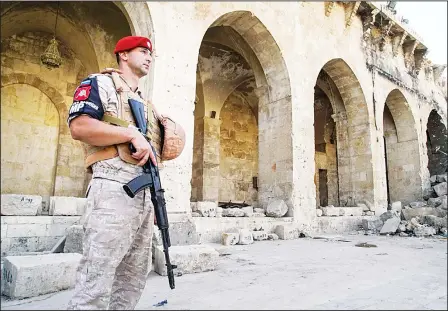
[67,176,154,310]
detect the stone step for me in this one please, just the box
[153,244,219,276]
[2,253,82,299]
[1,194,42,216]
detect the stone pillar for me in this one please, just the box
[202,116,221,202]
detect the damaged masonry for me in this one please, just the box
[1,1,447,303]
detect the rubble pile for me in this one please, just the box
[363,173,447,237]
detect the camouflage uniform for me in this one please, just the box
[67,74,154,310]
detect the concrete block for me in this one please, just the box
[221,232,239,246]
[321,206,339,217]
[49,196,87,216]
[380,217,400,235]
[1,194,41,216]
[64,225,84,254]
[401,207,445,221]
[274,224,298,240]
[168,221,200,246]
[434,182,447,197]
[238,229,254,245]
[196,201,217,217]
[252,231,268,241]
[2,253,82,299]
[266,199,288,217]
[153,245,219,276]
[339,207,363,216]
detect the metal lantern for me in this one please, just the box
[41,2,62,69]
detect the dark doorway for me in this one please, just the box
[319,169,328,207]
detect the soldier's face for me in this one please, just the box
[123,47,152,77]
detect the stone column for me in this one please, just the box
[201,116,221,202]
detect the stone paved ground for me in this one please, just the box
[1,234,447,310]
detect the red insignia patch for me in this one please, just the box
[74,86,91,101]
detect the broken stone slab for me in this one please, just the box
[221,233,239,246]
[427,197,442,207]
[196,201,217,217]
[1,194,42,216]
[380,211,399,223]
[153,244,219,276]
[267,233,279,240]
[2,253,82,299]
[420,215,447,232]
[238,229,254,245]
[63,225,83,254]
[274,224,298,240]
[397,221,407,233]
[414,225,436,237]
[410,201,427,208]
[321,206,339,217]
[433,182,447,197]
[222,208,245,217]
[380,217,400,235]
[436,173,447,183]
[362,219,383,231]
[241,206,254,217]
[252,231,268,241]
[440,195,447,210]
[401,207,445,221]
[49,197,87,216]
[316,209,323,217]
[265,199,288,217]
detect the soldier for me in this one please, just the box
[66,36,158,310]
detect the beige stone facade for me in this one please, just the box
[1,1,447,234]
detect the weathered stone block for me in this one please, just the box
[241,206,254,217]
[238,229,254,245]
[196,201,217,217]
[440,195,447,210]
[410,201,427,208]
[430,175,437,184]
[436,173,447,183]
[252,212,266,217]
[339,207,363,216]
[427,197,442,207]
[2,253,82,299]
[362,219,383,231]
[49,196,87,216]
[401,208,445,221]
[380,217,400,235]
[316,209,323,217]
[321,206,339,216]
[252,231,268,241]
[153,245,219,276]
[434,182,447,197]
[274,224,298,240]
[221,233,239,246]
[265,199,288,217]
[390,201,402,213]
[357,203,370,212]
[267,233,279,240]
[222,208,245,217]
[421,215,447,231]
[414,225,436,237]
[1,194,42,216]
[254,208,265,214]
[64,225,83,254]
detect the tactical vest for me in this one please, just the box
[83,72,163,169]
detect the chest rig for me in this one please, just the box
[83,72,163,169]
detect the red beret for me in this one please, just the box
[114,36,152,54]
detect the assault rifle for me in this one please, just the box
[123,99,177,290]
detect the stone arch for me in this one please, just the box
[1,73,68,128]
[314,58,374,207]
[425,109,448,176]
[192,10,293,215]
[382,89,422,204]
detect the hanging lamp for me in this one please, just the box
[41,2,62,69]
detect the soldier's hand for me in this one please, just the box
[129,131,157,166]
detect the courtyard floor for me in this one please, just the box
[1,234,447,310]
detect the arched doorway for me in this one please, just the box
[313,59,374,207]
[426,109,448,176]
[191,11,292,216]
[0,1,149,198]
[382,89,422,204]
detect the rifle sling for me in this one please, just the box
[103,114,130,127]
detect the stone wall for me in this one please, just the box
[219,93,258,204]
